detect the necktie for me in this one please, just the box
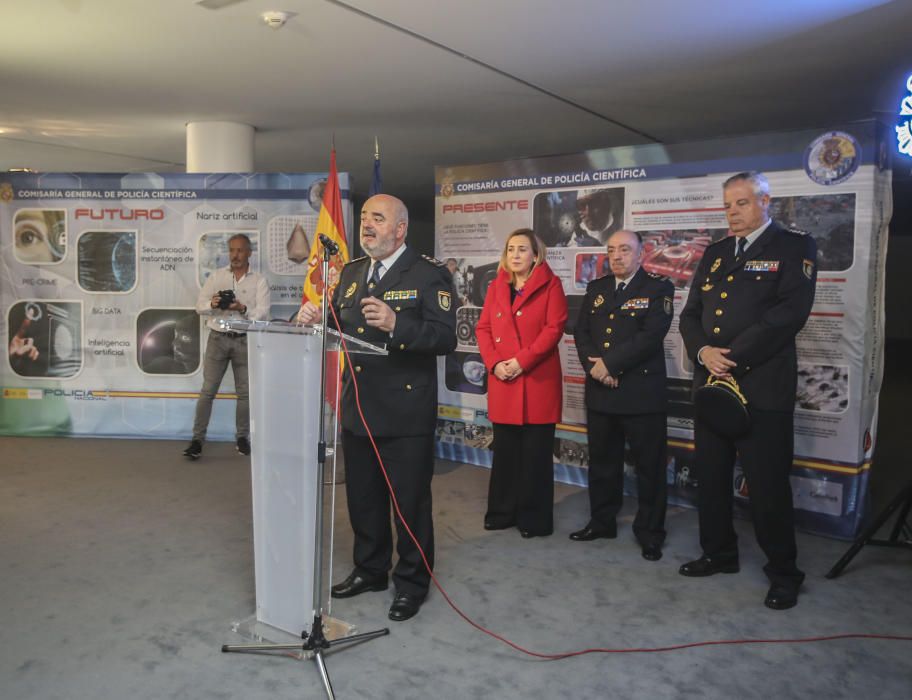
[369,261,383,289]
[616,281,626,293]
[736,237,747,259]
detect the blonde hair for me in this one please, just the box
[498,228,547,284]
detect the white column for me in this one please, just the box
[186,121,255,173]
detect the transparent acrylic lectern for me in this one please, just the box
[219,319,387,644]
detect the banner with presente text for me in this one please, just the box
[434,121,893,538]
[0,172,352,441]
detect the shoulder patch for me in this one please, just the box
[421,254,446,267]
[785,227,812,237]
[647,271,669,281]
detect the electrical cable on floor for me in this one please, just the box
[328,303,912,658]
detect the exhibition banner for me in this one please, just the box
[434,122,893,538]
[0,172,351,440]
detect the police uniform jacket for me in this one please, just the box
[679,221,817,412]
[475,262,567,425]
[330,247,457,437]
[574,267,674,414]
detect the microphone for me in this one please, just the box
[319,234,340,255]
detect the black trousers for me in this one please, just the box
[694,408,804,589]
[486,423,555,535]
[341,430,435,597]
[585,409,667,546]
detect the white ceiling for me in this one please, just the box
[1,0,910,202]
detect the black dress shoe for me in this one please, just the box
[484,518,514,531]
[388,592,425,621]
[678,556,740,577]
[569,524,617,541]
[330,571,388,599]
[764,584,799,610]
[641,543,663,561]
[519,529,552,538]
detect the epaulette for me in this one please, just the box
[421,254,446,266]
[646,271,669,282]
[705,236,730,249]
[785,227,812,237]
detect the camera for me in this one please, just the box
[217,289,236,310]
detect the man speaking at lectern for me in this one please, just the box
[297,194,457,622]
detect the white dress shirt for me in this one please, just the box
[196,266,271,333]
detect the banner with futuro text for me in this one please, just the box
[434,121,893,538]
[0,172,352,441]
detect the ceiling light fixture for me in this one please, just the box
[262,11,291,29]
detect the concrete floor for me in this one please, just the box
[1,435,909,700]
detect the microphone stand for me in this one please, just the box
[222,236,389,699]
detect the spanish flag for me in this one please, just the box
[303,149,349,305]
[302,149,349,412]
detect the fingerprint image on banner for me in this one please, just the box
[8,300,83,378]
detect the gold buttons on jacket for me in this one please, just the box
[609,314,615,319]
[395,306,401,312]
[726,275,734,282]
[399,344,406,350]
[496,312,502,318]
[756,275,762,280]
[495,337,501,343]
[516,310,523,316]
[713,327,721,334]
[405,384,413,391]
[715,309,723,316]
[606,328,613,334]
[357,326,364,334]
[720,292,728,299]
[603,342,610,348]
[355,366,362,373]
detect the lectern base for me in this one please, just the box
[228,614,357,660]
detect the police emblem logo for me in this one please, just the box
[438,290,451,310]
[702,283,714,292]
[710,258,722,273]
[593,294,605,308]
[344,282,358,298]
[802,258,815,279]
[0,182,13,202]
[804,130,861,186]
[663,296,673,315]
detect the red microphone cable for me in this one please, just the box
[325,302,912,658]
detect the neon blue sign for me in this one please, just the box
[897,74,912,157]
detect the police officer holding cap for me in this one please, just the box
[678,171,817,610]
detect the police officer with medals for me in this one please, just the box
[678,172,817,610]
[297,194,457,622]
[571,229,675,561]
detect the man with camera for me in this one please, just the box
[183,233,270,460]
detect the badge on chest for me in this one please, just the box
[382,289,418,301]
[743,260,780,273]
[620,297,649,311]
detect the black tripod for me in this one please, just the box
[222,238,388,699]
[826,480,912,579]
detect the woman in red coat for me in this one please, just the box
[475,229,568,537]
